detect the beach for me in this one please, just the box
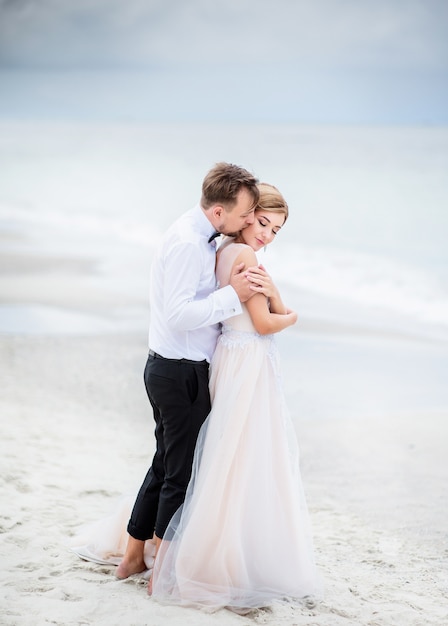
[1,121,448,625]
[1,245,448,626]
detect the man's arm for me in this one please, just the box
[163,242,242,331]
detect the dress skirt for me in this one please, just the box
[151,326,321,611]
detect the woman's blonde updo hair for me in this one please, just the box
[256,183,289,223]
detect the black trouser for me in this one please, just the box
[127,351,211,541]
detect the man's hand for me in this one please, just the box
[229,262,255,303]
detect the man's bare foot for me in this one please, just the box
[116,557,146,579]
[115,536,146,579]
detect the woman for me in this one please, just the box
[151,183,321,611]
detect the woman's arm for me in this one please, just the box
[233,249,297,335]
[245,264,287,314]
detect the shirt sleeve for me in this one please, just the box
[163,240,242,331]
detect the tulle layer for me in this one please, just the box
[152,329,321,610]
[69,495,155,573]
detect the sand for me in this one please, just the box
[1,248,447,626]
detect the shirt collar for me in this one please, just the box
[194,203,218,242]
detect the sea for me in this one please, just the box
[1,120,447,418]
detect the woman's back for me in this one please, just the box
[216,241,258,333]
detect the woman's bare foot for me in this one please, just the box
[147,535,163,595]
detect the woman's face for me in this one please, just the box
[240,210,285,251]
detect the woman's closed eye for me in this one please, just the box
[258,218,279,235]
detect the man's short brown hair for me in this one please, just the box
[201,162,259,211]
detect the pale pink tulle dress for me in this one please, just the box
[151,243,321,610]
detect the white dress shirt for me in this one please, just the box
[148,204,242,362]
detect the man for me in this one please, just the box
[116,162,259,582]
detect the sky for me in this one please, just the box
[0,0,447,124]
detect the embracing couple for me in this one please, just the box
[72,162,321,612]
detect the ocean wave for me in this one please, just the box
[2,202,448,333]
[265,244,448,328]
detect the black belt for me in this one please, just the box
[148,349,208,366]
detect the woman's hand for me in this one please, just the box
[245,264,279,299]
[245,264,288,315]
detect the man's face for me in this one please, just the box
[218,187,256,236]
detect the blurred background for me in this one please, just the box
[0,0,447,418]
[1,0,447,124]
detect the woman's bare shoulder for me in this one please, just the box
[217,239,256,264]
